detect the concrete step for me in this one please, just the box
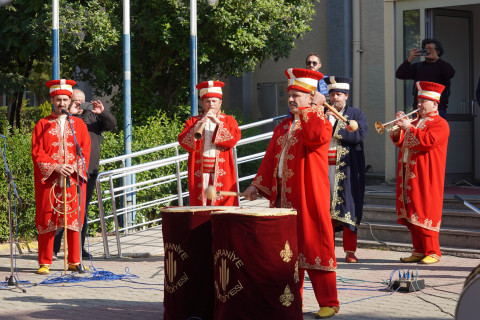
[364,191,480,211]
[335,237,480,259]
[363,204,480,229]
[356,222,480,250]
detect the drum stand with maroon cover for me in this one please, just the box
[211,208,302,320]
[161,206,235,320]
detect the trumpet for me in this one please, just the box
[375,108,419,134]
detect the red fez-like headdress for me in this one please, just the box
[196,81,224,100]
[415,81,445,103]
[46,79,76,98]
[285,68,323,94]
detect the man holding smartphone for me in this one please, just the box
[395,38,455,119]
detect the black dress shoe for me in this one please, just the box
[82,250,92,259]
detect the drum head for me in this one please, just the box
[456,267,480,320]
[161,206,238,212]
[211,207,297,216]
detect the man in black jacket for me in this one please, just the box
[396,38,455,119]
[53,88,117,259]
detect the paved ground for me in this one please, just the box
[0,195,478,319]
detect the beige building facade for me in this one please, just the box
[223,0,480,184]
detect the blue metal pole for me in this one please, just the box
[123,0,135,228]
[52,0,60,80]
[190,0,198,116]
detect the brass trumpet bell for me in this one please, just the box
[375,109,419,134]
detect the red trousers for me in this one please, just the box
[332,221,358,253]
[38,229,80,266]
[407,223,441,259]
[299,268,339,308]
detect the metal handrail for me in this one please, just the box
[94,114,286,258]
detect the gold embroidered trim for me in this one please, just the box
[397,211,441,232]
[279,285,294,307]
[298,254,336,271]
[280,241,293,263]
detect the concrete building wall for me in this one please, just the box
[358,0,386,176]
[223,0,329,120]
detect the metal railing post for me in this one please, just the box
[96,176,110,258]
[233,146,240,203]
[109,176,123,257]
[175,146,184,206]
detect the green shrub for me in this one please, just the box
[88,107,190,235]
[0,122,36,242]
[0,105,45,132]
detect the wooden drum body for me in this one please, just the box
[211,208,302,320]
[161,206,235,320]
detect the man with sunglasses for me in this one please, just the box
[305,53,328,96]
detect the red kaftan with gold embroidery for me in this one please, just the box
[178,111,241,206]
[251,105,336,271]
[32,113,91,235]
[391,111,449,235]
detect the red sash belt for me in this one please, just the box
[202,157,215,173]
[328,150,337,166]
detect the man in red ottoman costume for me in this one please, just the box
[245,68,339,319]
[390,81,450,264]
[178,80,241,206]
[32,79,91,274]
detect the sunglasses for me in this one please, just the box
[306,61,318,66]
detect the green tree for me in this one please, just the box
[1,0,317,127]
[62,0,317,124]
[0,0,120,129]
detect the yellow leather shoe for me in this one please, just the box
[315,307,336,319]
[37,266,50,275]
[419,256,439,264]
[400,255,424,263]
[68,264,79,272]
[68,264,89,272]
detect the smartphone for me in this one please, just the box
[419,49,429,56]
[79,102,94,110]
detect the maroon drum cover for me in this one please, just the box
[211,208,302,320]
[161,206,235,320]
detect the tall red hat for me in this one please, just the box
[196,80,224,100]
[46,79,76,98]
[285,68,323,94]
[415,81,445,103]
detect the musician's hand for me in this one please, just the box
[55,164,74,177]
[244,185,259,201]
[194,117,207,133]
[395,111,406,119]
[394,117,411,131]
[311,91,326,106]
[206,111,221,125]
[326,110,340,120]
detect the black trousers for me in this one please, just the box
[53,173,98,254]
